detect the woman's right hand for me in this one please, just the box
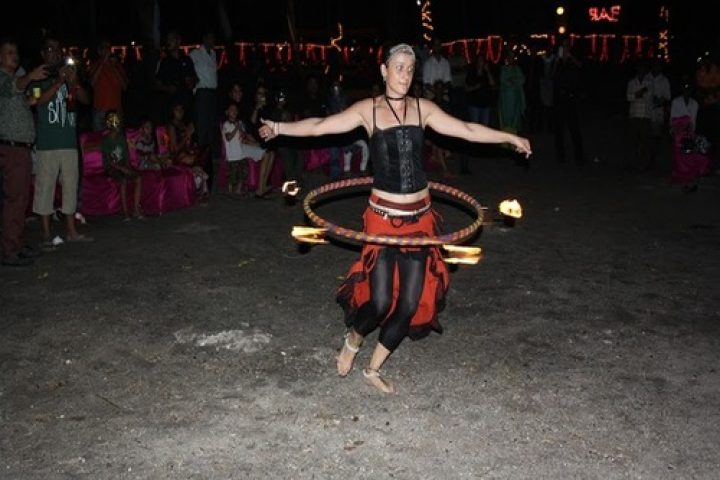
[259,119,278,141]
[509,134,532,158]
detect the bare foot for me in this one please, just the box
[336,334,361,377]
[362,368,395,394]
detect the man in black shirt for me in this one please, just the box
[153,31,196,123]
[553,39,585,165]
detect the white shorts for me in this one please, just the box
[241,144,266,162]
[33,149,79,216]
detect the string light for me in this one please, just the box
[486,36,503,64]
[330,22,343,52]
[420,0,434,44]
[585,34,598,56]
[658,6,670,62]
[70,28,657,67]
[599,34,614,62]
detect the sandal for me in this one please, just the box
[362,368,395,394]
[336,333,361,377]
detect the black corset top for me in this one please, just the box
[370,96,427,194]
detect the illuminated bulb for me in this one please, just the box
[558,26,567,35]
[556,6,564,15]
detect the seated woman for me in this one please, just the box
[101,111,143,220]
[168,102,209,200]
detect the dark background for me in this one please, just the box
[3,0,715,55]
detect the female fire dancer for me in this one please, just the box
[259,43,531,394]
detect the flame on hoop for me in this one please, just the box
[282,181,300,197]
[499,199,523,219]
[291,226,328,244]
[442,245,482,265]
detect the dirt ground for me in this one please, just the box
[1,123,719,479]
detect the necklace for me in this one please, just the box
[384,95,407,125]
[384,94,405,101]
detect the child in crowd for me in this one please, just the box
[133,117,170,171]
[222,102,249,196]
[101,111,144,220]
[168,102,209,200]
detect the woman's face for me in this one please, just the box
[230,84,243,102]
[172,104,185,120]
[141,121,153,136]
[382,53,415,97]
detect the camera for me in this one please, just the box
[45,57,74,79]
[46,64,60,78]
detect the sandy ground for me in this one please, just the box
[1,124,719,479]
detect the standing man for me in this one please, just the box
[553,39,585,166]
[190,30,218,190]
[154,31,196,123]
[422,38,451,98]
[32,37,93,249]
[0,38,47,266]
[625,62,654,172]
[88,39,128,131]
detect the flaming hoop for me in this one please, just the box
[295,177,484,247]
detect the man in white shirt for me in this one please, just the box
[422,39,451,97]
[625,62,654,171]
[650,61,671,130]
[190,30,218,190]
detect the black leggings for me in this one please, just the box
[352,247,427,351]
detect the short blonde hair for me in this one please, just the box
[384,43,415,64]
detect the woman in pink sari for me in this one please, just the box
[670,82,712,191]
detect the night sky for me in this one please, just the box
[3,0,715,55]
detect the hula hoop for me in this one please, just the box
[302,177,484,246]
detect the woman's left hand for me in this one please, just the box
[510,135,532,158]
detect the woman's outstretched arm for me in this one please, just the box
[259,99,369,140]
[421,99,532,157]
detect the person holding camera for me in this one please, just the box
[88,40,127,132]
[32,37,92,249]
